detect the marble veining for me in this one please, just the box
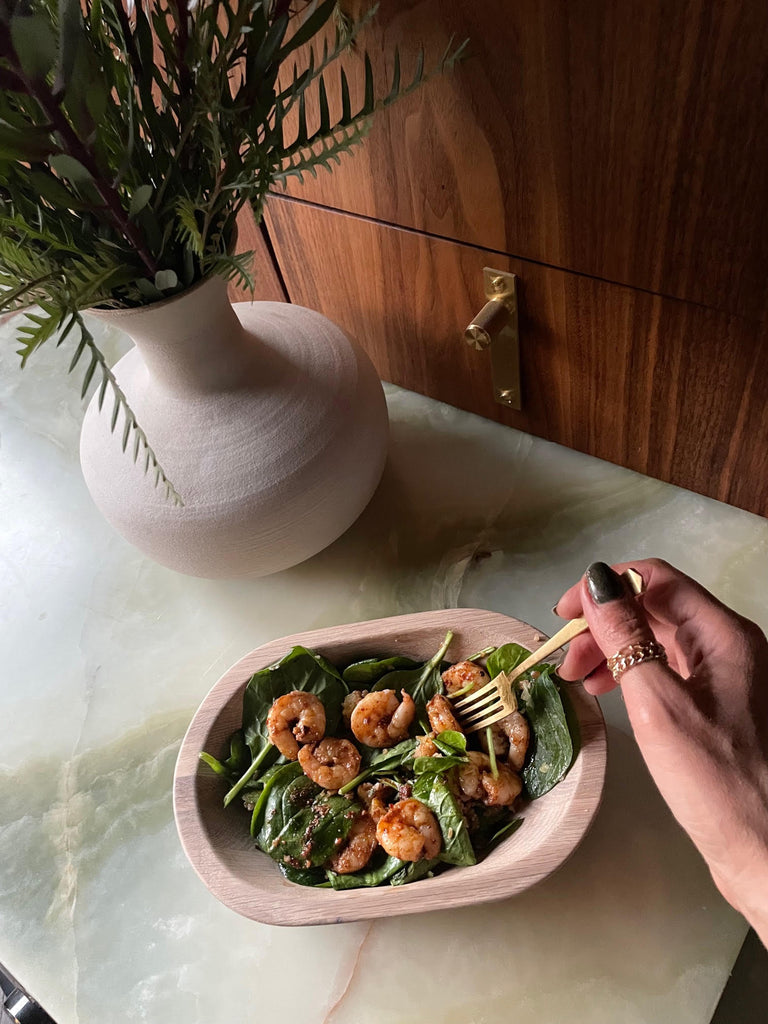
[2,316,766,1023]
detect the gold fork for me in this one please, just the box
[452,568,644,732]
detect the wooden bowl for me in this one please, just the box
[173,609,606,926]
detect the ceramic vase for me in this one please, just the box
[79,277,388,578]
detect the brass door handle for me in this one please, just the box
[464,268,521,410]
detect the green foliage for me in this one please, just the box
[0,0,465,497]
[371,630,454,717]
[519,669,574,798]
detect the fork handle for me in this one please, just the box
[506,617,589,683]
[505,568,644,683]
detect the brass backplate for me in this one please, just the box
[482,268,520,410]
[463,268,521,409]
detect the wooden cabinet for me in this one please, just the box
[246,1,768,514]
[265,197,767,513]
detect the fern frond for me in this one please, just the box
[205,250,256,292]
[67,313,184,505]
[16,303,65,366]
[175,197,205,257]
[277,5,378,115]
[273,117,372,185]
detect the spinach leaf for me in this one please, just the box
[486,643,531,678]
[342,655,421,685]
[251,761,307,841]
[390,857,440,886]
[520,669,574,798]
[372,631,454,717]
[472,805,523,853]
[326,850,406,889]
[242,645,348,760]
[280,863,328,887]
[271,793,360,867]
[413,754,465,775]
[199,729,250,782]
[432,730,467,757]
[340,737,417,794]
[412,772,476,866]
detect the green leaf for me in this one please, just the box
[278,0,336,60]
[339,736,417,794]
[390,857,439,886]
[326,850,405,890]
[520,670,574,798]
[372,631,454,718]
[48,154,93,184]
[342,655,421,685]
[413,754,465,775]
[10,15,57,82]
[129,185,153,218]
[412,772,475,866]
[154,269,178,291]
[270,793,360,867]
[54,0,85,96]
[0,124,54,163]
[432,730,467,757]
[241,646,347,764]
[486,643,531,679]
[28,171,89,211]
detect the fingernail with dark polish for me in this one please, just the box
[585,562,626,604]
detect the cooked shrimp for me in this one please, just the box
[426,693,463,734]
[456,750,522,806]
[357,781,394,823]
[479,723,507,758]
[441,660,490,696]
[342,690,367,729]
[350,689,416,747]
[376,798,442,861]
[499,711,530,771]
[328,812,378,873]
[298,738,361,790]
[414,733,439,758]
[267,691,325,760]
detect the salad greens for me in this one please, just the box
[200,630,577,889]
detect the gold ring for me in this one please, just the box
[606,641,667,682]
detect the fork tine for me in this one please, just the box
[461,699,506,726]
[455,689,501,716]
[452,675,501,710]
[464,705,518,732]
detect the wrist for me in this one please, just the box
[711,851,768,944]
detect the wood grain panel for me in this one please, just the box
[265,196,768,515]
[229,205,287,304]
[280,0,768,321]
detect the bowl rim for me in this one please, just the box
[173,608,607,926]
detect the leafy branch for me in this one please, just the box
[0,0,466,501]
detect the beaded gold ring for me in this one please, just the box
[606,640,667,682]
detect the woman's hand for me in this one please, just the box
[555,558,768,944]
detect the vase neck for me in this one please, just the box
[90,277,257,393]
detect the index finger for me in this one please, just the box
[554,557,740,662]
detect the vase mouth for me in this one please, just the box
[87,274,225,321]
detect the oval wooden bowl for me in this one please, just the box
[173,608,606,926]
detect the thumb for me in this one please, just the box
[580,562,685,731]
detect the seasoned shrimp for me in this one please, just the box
[441,660,490,696]
[328,812,378,873]
[298,738,361,790]
[267,691,325,760]
[426,693,463,734]
[376,798,442,861]
[499,711,530,771]
[456,750,522,806]
[342,690,367,729]
[357,781,394,823]
[350,689,416,747]
[479,723,507,759]
[414,733,439,758]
